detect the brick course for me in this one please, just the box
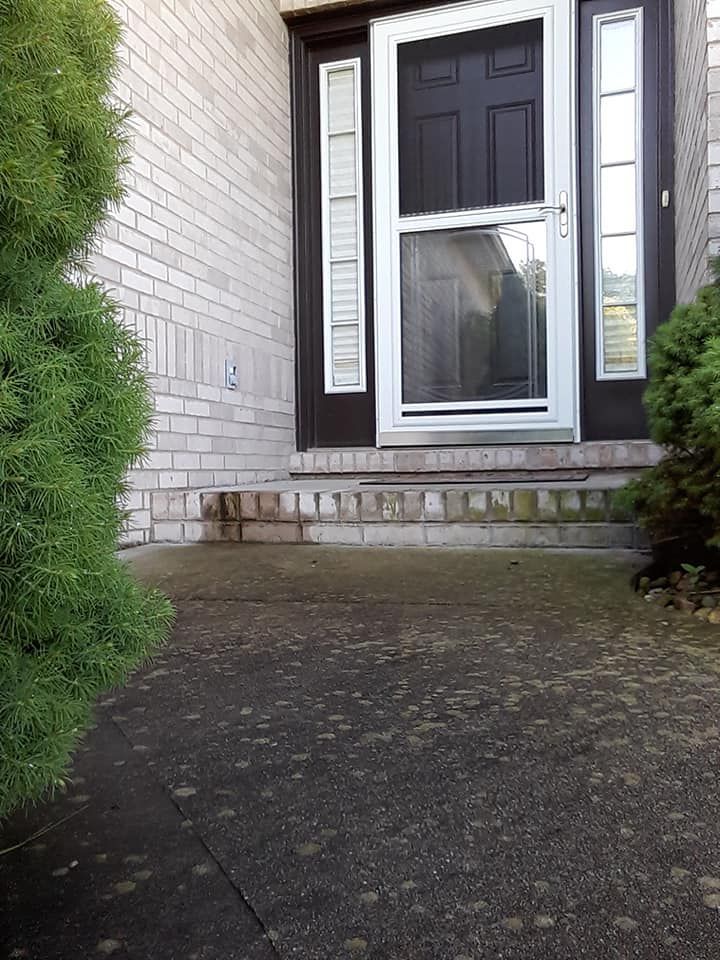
[290,441,663,475]
[147,483,645,549]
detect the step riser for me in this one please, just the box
[239,522,643,549]
[212,489,632,524]
[291,441,662,476]
[150,519,643,549]
[149,488,646,550]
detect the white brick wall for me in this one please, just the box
[97,0,295,545]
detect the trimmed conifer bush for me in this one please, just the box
[623,263,720,547]
[0,0,173,818]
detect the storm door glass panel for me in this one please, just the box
[400,223,547,403]
[397,20,544,216]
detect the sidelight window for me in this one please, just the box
[593,9,645,380]
[319,60,366,394]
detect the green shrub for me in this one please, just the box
[0,0,173,819]
[623,263,720,545]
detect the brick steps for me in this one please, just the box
[290,441,662,476]
[150,479,647,549]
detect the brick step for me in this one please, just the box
[150,478,646,549]
[290,441,662,476]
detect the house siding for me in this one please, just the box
[98,0,295,544]
[675,0,710,302]
[708,2,720,271]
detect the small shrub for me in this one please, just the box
[0,0,173,819]
[624,262,720,546]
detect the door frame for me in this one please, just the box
[371,0,580,446]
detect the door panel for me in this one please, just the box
[490,103,538,205]
[398,20,544,216]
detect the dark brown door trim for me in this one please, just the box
[578,0,675,440]
[291,27,377,449]
[290,0,676,449]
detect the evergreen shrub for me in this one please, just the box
[0,0,173,819]
[623,263,720,548]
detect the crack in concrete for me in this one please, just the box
[178,595,491,606]
[109,715,282,960]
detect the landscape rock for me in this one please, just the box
[649,590,673,607]
[673,596,697,613]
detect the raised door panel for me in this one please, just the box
[397,19,544,216]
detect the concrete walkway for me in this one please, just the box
[3,545,720,959]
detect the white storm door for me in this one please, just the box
[372,0,578,445]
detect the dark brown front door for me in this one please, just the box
[394,20,550,415]
[397,20,544,216]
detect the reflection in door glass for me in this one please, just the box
[400,223,547,404]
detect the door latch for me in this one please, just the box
[540,191,569,238]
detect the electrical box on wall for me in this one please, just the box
[225,359,238,390]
